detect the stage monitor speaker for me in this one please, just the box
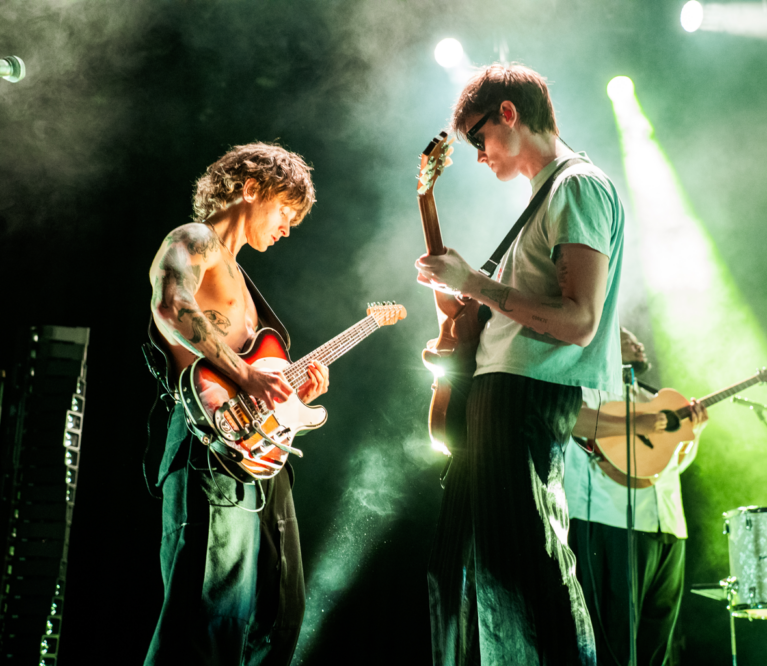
[0,326,89,665]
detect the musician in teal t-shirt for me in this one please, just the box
[415,63,625,666]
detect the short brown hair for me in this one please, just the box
[452,63,558,141]
[193,142,316,224]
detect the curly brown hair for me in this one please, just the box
[193,142,316,224]
[452,63,558,141]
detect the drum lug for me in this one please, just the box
[746,515,753,530]
[723,519,730,535]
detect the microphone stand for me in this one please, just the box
[731,396,767,429]
[623,364,638,666]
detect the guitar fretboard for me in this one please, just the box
[676,373,762,420]
[283,316,380,389]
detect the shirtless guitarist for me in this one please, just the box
[145,142,328,666]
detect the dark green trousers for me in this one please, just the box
[145,404,305,666]
[569,518,685,666]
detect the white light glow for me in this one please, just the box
[681,1,704,32]
[699,3,767,38]
[434,38,464,69]
[606,76,635,103]
[430,439,451,456]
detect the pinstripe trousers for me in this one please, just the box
[427,373,597,666]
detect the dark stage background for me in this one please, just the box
[2,1,767,664]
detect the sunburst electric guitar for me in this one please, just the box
[595,367,767,482]
[417,132,484,454]
[178,303,407,479]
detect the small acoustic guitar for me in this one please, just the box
[417,132,484,453]
[596,367,767,481]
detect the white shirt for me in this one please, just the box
[564,387,698,539]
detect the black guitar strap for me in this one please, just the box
[237,264,291,350]
[479,156,586,277]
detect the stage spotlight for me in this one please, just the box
[606,76,635,103]
[434,38,464,69]
[681,1,704,32]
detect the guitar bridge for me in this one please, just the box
[214,393,264,442]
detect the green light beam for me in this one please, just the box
[609,78,767,568]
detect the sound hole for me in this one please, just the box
[662,410,681,432]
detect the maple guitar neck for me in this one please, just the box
[674,373,764,420]
[281,315,381,390]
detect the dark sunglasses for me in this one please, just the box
[466,110,495,151]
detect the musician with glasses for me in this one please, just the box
[145,142,329,666]
[566,326,709,666]
[415,63,626,665]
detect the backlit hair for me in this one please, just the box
[452,63,558,140]
[193,142,315,224]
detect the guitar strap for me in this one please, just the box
[479,156,586,277]
[238,264,291,350]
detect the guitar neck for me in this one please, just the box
[676,373,762,420]
[418,193,446,256]
[283,316,380,390]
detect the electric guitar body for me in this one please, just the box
[179,329,327,479]
[177,303,407,479]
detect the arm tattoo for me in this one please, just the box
[165,226,220,260]
[555,253,569,290]
[177,308,239,366]
[177,307,198,322]
[157,247,202,309]
[531,315,548,324]
[188,314,210,344]
[480,286,514,313]
[172,330,203,356]
[541,301,563,309]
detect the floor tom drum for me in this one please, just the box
[724,505,767,619]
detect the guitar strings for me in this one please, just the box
[283,316,380,388]
[286,318,377,376]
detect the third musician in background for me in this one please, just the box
[415,63,626,665]
[566,327,709,666]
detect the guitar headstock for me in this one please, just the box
[758,367,767,383]
[367,301,408,326]
[417,131,454,197]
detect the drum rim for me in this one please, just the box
[731,603,767,620]
[724,505,767,518]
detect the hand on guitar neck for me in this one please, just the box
[415,248,474,300]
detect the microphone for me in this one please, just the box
[1,56,25,83]
[732,396,767,412]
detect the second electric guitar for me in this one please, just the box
[417,132,484,453]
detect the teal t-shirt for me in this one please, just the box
[474,152,624,394]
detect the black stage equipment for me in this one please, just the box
[0,326,89,665]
